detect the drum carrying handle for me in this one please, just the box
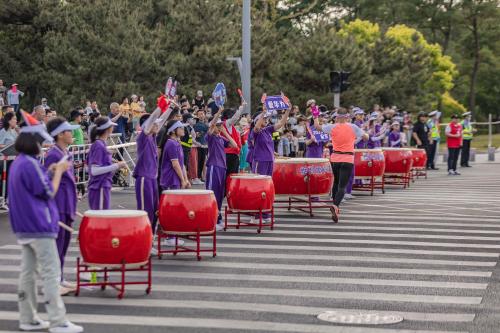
[111,237,120,248]
[188,211,196,220]
[367,161,373,167]
[303,175,309,183]
[261,192,266,199]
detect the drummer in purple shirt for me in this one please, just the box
[205,107,237,230]
[305,116,329,158]
[160,119,191,190]
[252,102,291,222]
[133,107,171,235]
[387,121,403,147]
[45,117,80,289]
[87,117,127,210]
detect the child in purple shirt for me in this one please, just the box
[45,117,80,289]
[252,103,291,222]
[87,117,127,210]
[160,120,191,190]
[387,122,403,147]
[133,108,171,235]
[205,107,237,230]
[8,112,83,332]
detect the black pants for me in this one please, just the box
[331,162,354,206]
[197,147,208,179]
[427,141,438,168]
[461,140,471,166]
[447,147,460,171]
[182,147,191,168]
[225,153,240,177]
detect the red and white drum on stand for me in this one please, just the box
[225,174,275,233]
[158,189,218,260]
[273,158,333,196]
[226,174,275,212]
[410,148,428,180]
[76,210,153,299]
[353,149,385,195]
[382,148,413,188]
[272,158,334,217]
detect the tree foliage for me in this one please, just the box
[0,0,497,119]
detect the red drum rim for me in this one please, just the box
[275,157,330,164]
[381,147,413,151]
[84,209,147,218]
[162,189,214,195]
[410,148,426,152]
[231,174,272,179]
[354,149,383,153]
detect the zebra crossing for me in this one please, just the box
[0,164,499,332]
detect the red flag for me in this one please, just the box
[237,88,243,98]
[21,111,40,126]
[157,94,170,113]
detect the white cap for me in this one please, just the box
[167,121,186,134]
[49,121,80,137]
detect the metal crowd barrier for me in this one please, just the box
[0,140,137,210]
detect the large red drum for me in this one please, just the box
[410,148,427,169]
[273,158,333,195]
[226,174,275,212]
[159,189,218,233]
[79,210,152,265]
[382,148,413,174]
[354,149,385,178]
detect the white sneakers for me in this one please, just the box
[49,321,84,333]
[344,193,355,200]
[61,280,76,289]
[20,319,50,331]
[249,217,271,224]
[191,178,204,185]
[165,238,185,246]
[216,223,224,231]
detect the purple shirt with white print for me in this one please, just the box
[206,133,229,169]
[87,139,113,190]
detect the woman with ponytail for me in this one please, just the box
[87,116,127,210]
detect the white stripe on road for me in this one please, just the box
[0,293,476,322]
[221,229,500,242]
[152,261,490,277]
[4,244,498,258]
[217,235,500,250]
[1,250,495,268]
[0,280,481,305]
[0,311,468,333]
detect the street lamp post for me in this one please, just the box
[242,0,251,114]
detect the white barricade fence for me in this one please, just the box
[0,139,137,210]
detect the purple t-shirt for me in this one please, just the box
[8,154,60,238]
[133,131,158,179]
[388,131,402,147]
[87,139,113,190]
[246,130,254,164]
[253,125,275,162]
[206,133,229,168]
[305,130,324,158]
[160,138,184,189]
[44,146,77,219]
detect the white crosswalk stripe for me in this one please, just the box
[0,165,499,332]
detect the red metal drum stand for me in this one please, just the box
[76,209,153,299]
[75,257,152,299]
[157,189,218,261]
[224,206,275,234]
[273,158,334,217]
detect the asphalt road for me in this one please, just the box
[0,162,499,333]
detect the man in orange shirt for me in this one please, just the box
[314,108,368,222]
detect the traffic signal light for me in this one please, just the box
[330,71,341,93]
[340,71,351,92]
[330,71,351,93]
